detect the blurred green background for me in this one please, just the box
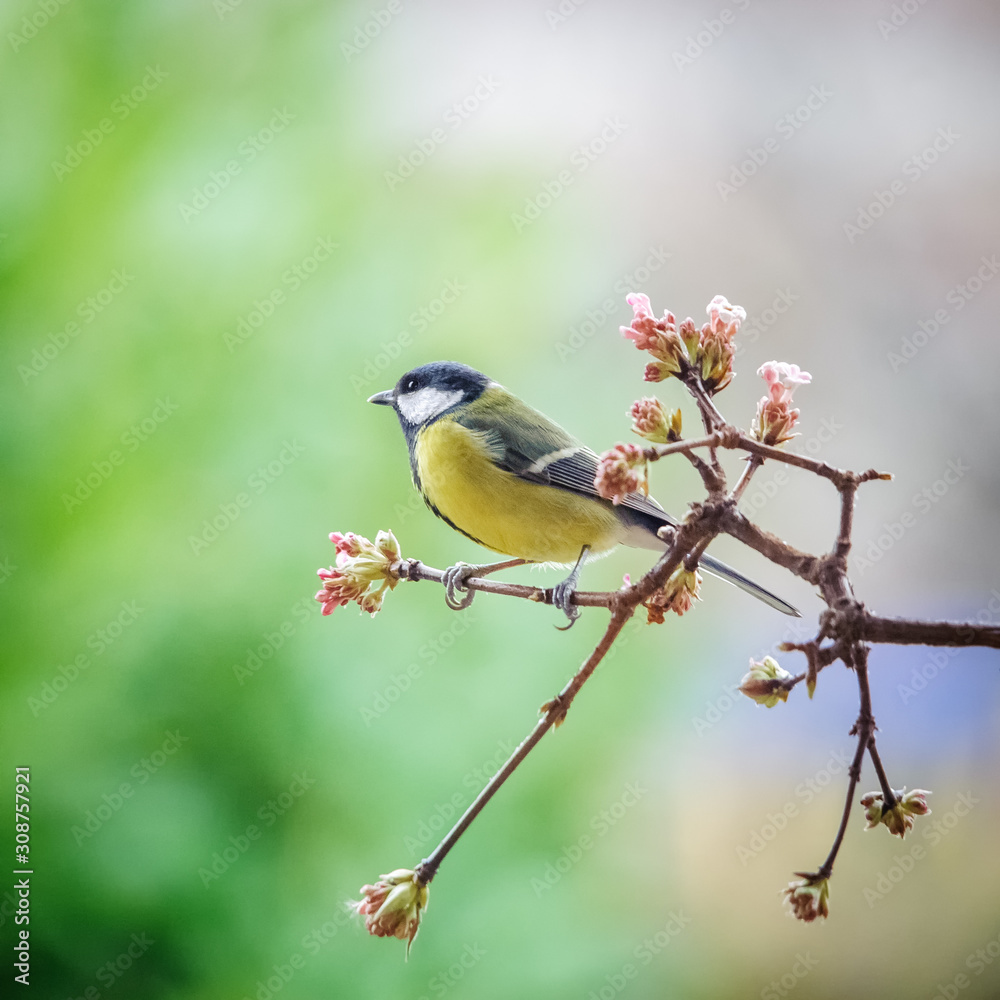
[2,1,999,997]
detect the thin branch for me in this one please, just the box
[414,605,632,886]
[720,509,821,583]
[856,613,1000,649]
[392,559,616,610]
[644,431,728,462]
[729,454,763,503]
[734,434,892,491]
[817,726,867,879]
[866,738,896,807]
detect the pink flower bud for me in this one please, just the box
[752,361,812,446]
[629,396,670,444]
[783,875,829,922]
[644,566,701,623]
[350,868,429,957]
[621,293,688,376]
[594,443,647,504]
[316,529,402,617]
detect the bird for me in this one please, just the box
[368,360,798,625]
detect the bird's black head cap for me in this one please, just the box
[369,361,491,430]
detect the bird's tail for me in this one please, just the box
[699,553,800,617]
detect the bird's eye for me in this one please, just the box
[405,378,418,391]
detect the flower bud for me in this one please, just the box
[738,656,792,708]
[316,529,401,617]
[783,874,829,922]
[752,361,812,447]
[621,293,689,378]
[644,566,701,623]
[594,443,648,504]
[629,397,680,444]
[860,788,931,839]
[351,868,429,957]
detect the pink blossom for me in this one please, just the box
[315,529,401,617]
[621,293,686,373]
[351,868,429,956]
[752,361,812,446]
[594,443,646,504]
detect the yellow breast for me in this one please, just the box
[415,418,622,564]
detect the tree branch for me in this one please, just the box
[414,604,633,886]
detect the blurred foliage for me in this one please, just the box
[1,1,999,998]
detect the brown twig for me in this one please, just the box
[413,606,633,886]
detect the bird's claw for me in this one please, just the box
[443,562,477,611]
[551,579,581,630]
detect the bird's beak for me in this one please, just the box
[367,389,394,406]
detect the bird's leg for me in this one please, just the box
[442,558,528,610]
[551,545,589,630]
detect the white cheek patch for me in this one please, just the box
[397,387,464,424]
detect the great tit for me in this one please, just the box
[369,361,797,624]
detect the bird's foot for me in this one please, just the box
[551,578,581,629]
[550,547,589,630]
[442,558,527,611]
[442,562,478,610]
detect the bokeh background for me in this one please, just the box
[2,1,1000,997]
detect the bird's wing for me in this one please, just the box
[454,393,799,615]
[517,443,675,526]
[455,398,673,526]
